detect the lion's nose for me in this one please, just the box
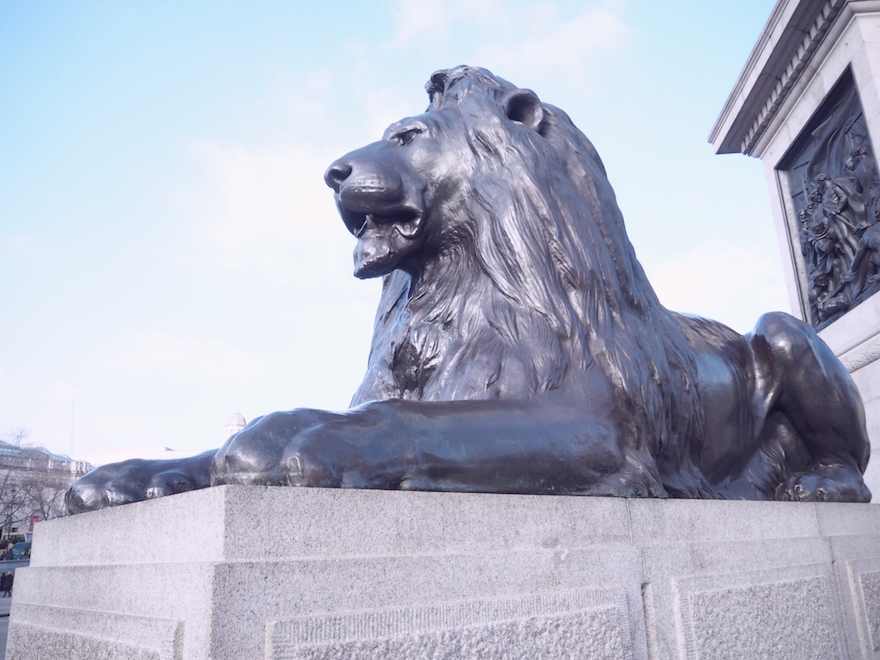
[324,160,352,192]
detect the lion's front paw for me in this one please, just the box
[65,461,153,514]
[65,452,216,514]
[65,474,136,515]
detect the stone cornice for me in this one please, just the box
[710,0,846,155]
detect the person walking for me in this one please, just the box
[3,571,14,597]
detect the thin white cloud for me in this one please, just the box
[338,44,424,140]
[0,234,57,260]
[646,240,790,334]
[388,0,630,83]
[0,366,27,432]
[360,84,420,144]
[47,381,84,404]
[100,330,267,382]
[474,4,629,79]
[69,411,152,457]
[184,139,348,276]
[80,411,150,439]
[259,68,336,128]
[389,0,501,49]
[169,65,375,283]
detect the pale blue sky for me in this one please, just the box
[1,0,782,459]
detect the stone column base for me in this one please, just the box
[7,485,880,659]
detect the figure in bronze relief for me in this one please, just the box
[785,71,880,327]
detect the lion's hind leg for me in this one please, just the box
[749,312,871,503]
[777,465,871,502]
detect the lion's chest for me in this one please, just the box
[387,322,452,399]
[387,322,532,401]
[371,274,548,402]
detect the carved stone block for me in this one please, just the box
[674,571,843,660]
[9,487,880,659]
[6,604,183,660]
[268,592,633,660]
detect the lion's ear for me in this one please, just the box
[503,89,544,132]
[426,70,450,110]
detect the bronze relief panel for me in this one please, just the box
[780,69,880,329]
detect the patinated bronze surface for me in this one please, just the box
[66,66,871,513]
[782,69,880,328]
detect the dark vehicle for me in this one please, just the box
[12,542,30,560]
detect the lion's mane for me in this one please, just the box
[353,66,707,496]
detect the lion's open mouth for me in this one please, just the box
[338,205,424,279]
[340,207,422,240]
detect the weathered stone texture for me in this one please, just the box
[8,486,880,659]
[680,577,841,660]
[857,570,880,653]
[6,603,183,660]
[269,592,631,660]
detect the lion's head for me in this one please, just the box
[326,66,705,493]
[324,79,482,279]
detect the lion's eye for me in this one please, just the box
[392,125,425,145]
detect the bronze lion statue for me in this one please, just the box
[66,65,871,513]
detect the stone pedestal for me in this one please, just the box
[7,485,880,659]
[711,0,880,497]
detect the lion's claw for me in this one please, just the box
[281,440,341,488]
[285,453,304,485]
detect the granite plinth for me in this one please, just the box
[8,485,880,659]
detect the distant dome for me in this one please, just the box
[224,409,247,440]
[225,411,246,428]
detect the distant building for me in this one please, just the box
[0,441,92,541]
[225,409,246,440]
[0,441,91,479]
